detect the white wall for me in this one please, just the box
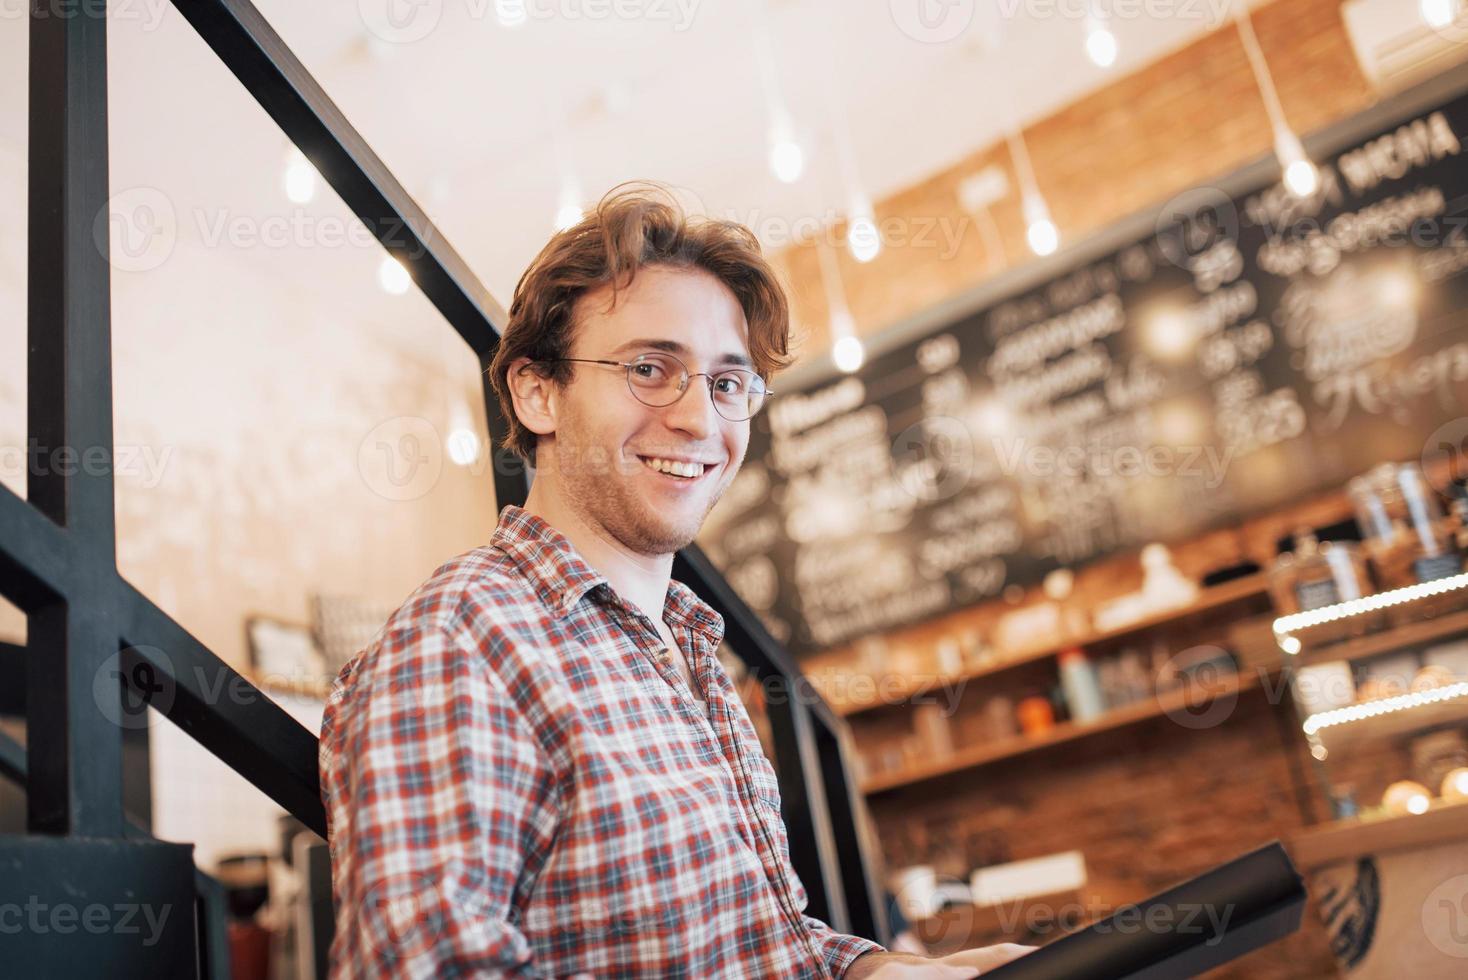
[0,77,505,870]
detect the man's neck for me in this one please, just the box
[519,482,674,630]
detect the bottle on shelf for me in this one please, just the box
[1058,647,1106,723]
[981,695,1017,740]
[913,703,954,758]
[1270,522,1377,640]
[1016,695,1055,736]
[1447,482,1468,555]
[1397,463,1461,583]
[1116,648,1152,705]
[1350,464,1419,592]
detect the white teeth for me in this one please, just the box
[641,457,706,478]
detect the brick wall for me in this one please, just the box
[774,0,1377,367]
[869,693,1333,978]
[766,5,1466,974]
[834,475,1457,977]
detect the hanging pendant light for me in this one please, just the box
[1234,5,1317,198]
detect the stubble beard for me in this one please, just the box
[556,443,737,557]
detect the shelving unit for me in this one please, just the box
[1269,571,1468,871]
[1287,606,1468,669]
[1289,796,1468,871]
[862,670,1268,794]
[836,572,1269,717]
[1302,687,1468,750]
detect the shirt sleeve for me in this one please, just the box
[319,620,559,978]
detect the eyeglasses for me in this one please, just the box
[540,351,773,422]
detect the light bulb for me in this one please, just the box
[833,335,865,373]
[1027,218,1059,256]
[378,256,411,295]
[1421,0,1457,28]
[1284,157,1319,197]
[848,214,881,262]
[1085,27,1117,67]
[447,428,480,466]
[770,139,804,183]
[283,148,316,204]
[1275,130,1318,197]
[555,202,583,231]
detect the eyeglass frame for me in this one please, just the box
[534,351,775,422]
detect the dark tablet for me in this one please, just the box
[982,841,1307,980]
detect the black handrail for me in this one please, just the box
[1,0,884,949]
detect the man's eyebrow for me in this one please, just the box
[610,338,754,369]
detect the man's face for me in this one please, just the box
[547,264,754,557]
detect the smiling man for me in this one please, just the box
[318,183,1032,978]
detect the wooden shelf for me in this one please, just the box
[861,670,1268,795]
[1275,571,1468,647]
[1289,797,1468,871]
[1289,606,1468,669]
[835,573,1270,717]
[1081,572,1271,646]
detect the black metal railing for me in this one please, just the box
[1,0,885,971]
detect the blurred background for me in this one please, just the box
[5,0,1468,977]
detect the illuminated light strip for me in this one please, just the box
[1272,571,1468,637]
[1302,681,1468,736]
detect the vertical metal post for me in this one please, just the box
[26,0,126,837]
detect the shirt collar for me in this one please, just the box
[490,504,726,644]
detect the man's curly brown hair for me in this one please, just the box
[487,181,793,463]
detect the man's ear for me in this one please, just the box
[505,357,559,440]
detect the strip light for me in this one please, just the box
[1273,571,1468,643]
[1303,681,1468,736]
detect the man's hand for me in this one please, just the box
[845,944,1037,978]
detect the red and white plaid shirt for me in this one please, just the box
[319,503,883,978]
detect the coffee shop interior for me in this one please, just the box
[5,0,1468,976]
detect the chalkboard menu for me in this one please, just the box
[700,83,1468,656]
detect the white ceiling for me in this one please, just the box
[1,0,1253,339]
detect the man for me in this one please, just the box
[319,183,1033,978]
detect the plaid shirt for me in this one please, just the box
[319,504,883,978]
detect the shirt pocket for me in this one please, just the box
[738,740,785,814]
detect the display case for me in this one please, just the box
[1273,566,1468,978]
[1273,571,1468,825]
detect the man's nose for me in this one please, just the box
[663,376,719,438]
